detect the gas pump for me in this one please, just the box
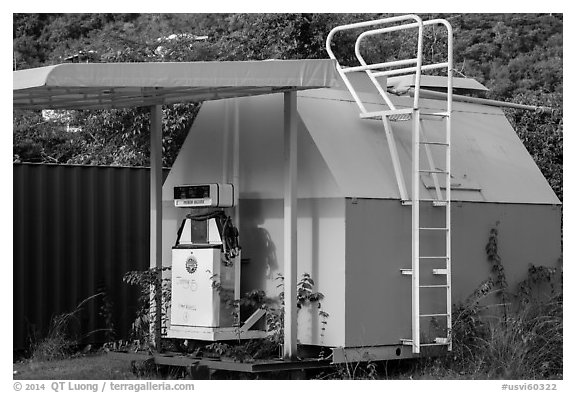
[166,184,266,341]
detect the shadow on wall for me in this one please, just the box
[239,199,279,299]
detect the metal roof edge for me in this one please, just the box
[342,197,562,206]
[13,162,172,171]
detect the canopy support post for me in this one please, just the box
[150,104,163,350]
[283,91,298,360]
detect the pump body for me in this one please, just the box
[166,183,266,341]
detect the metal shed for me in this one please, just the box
[161,72,561,361]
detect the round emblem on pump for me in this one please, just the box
[185,255,198,274]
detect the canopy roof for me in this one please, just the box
[13,59,338,110]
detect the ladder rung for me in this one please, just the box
[419,141,449,146]
[416,199,448,207]
[405,200,449,207]
[419,338,451,347]
[400,339,413,346]
[432,268,448,275]
[420,256,449,260]
[419,284,450,288]
[400,269,413,276]
[420,342,449,347]
[419,227,449,231]
[418,199,449,207]
[421,111,450,118]
[419,169,448,174]
[420,313,449,318]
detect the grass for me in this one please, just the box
[17,249,562,380]
[16,298,561,380]
[13,353,141,380]
[402,291,563,380]
[30,293,112,362]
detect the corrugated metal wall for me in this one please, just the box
[13,163,169,351]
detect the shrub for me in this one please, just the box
[31,293,109,361]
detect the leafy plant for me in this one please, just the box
[98,291,116,343]
[202,272,329,362]
[264,273,329,347]
[415,228,563,379]
[485,223,510,318]
[122,266,172,349]
[31,293,110,361]
[13,14,563,203]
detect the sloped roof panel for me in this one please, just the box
[297,89,560,205]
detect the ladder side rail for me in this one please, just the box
[443,18,454,352]
[412,18,424,355]
[412,110,421,354]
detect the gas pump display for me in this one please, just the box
[173,183,234,208]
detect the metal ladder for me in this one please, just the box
[326,15,453,354]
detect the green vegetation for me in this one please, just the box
[13,15,563,379]
[13,13,562,199]
[122,267,172,348]
[30,293,110,362]
[320,227,563,380]
[13,354,140,380]
[120,269,327,361]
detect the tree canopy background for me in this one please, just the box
[13,13,562,199]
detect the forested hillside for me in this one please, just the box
[13,13,563,199]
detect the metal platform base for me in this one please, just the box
[107,351,331,377]
[331,344,447,363]
[154,353,332,373]
[108,344,446,378]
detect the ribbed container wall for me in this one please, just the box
[13,163,168,351]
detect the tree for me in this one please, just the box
[13,13,562,200]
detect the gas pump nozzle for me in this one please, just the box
[177,209,240,266]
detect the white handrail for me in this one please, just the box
[325,15,424,113]
[353,21,424,109]
[325,14,424,61]
[340,58,418,74]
